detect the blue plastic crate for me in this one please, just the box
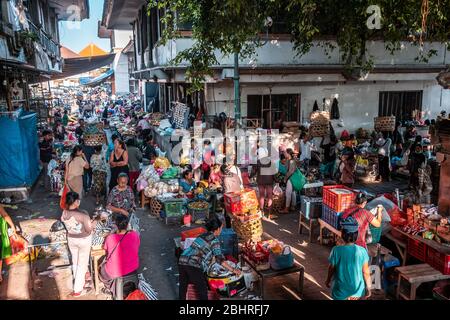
[321,205,342,229]
[219,228,238,258]
[301,196,322,219]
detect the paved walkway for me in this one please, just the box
[0,173,407,300]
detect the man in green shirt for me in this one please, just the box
[62,110,69,127]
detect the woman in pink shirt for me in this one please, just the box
[99,214,140,297]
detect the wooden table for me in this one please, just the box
[396,263,450,300]
[318,218,341,245]
[27,240,71,291]
[317,218,392,257]
[386,227,450,266]
[90,248,106,295]
[298,211,319,243]
[241,255,304,300]
[384,229,408,266]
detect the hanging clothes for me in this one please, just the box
[331,98,340,120]
[313,100,319,112]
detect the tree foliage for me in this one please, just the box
[149,0,450,91]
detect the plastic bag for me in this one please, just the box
[161,167,178,179]
[269,246,294,270]
[125,289,148,300]
[273,183,283,196]
[154,157,170,170]
[59,185,68,210]
[289,169,307,192]
[365,196,395,222]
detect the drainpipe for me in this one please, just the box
[233,52,241,128]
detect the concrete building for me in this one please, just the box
[98,12,133,95]
[1,0,89,112]
[100,1,450,131]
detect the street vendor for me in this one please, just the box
[143,135,158,162]
[180,169,197,195]
[326,220,371,300]
[208,164,223,190]
[340,193,383,250]
[0,205,18,284]
[75,119,85,144]
[221,162,243,194]
[107,173,136,217]
[178,215,241,300]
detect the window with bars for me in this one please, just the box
[378,91,423,122]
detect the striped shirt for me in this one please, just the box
[179,232,225,272]
[342,207,374,249]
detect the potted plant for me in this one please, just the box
[19,30,38,59]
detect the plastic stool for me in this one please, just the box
[114,272,139,300]
[382,254,400,290]
[369,265,382,290]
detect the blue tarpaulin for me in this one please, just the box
[80,69,114,86]
[0,110,40,188]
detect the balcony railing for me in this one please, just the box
[28,20,60,59]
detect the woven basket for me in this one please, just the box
[310,123,329,137]
[84,133,106,146]
[150,197,163,217]
[231,217,263,242]
[374,116,395,132]
[310,111,330,125]
[269,194,285,213]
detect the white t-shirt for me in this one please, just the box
[138,119,151,130]
[377,138,391,157]
[300,140,312,161]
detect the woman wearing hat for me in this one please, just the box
[325,220,372,300]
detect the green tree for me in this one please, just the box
[149,0,450,91]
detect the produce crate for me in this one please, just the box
[321,205,342,229]
[426,247,450,275]
[162,199,185,218]
[187,201,210,221]
[165,216,182,225]
[407,238,428,262]
[150,197,163,217]
[181,227,207,241]
[84,133,106,146]
[322,185,356,213]
[300,196,322,219]
[231,217,263,242]
[224,192,242,214]
[374,116,396,132]
[186,284,220,300]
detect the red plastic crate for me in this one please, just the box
[186,284,219,300]
[427,247,450,275]
[407,238,428,262]
[181,227,207,241]
[224,192,242,214]
[322,185,356,213]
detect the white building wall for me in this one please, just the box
[205,81,448,134]
[113,30,133,50]
[161,39,449,67]
[113,51,130,95]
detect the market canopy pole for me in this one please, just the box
[233,51,241,129]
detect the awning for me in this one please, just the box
[49,53,116,81]
[80,69,114,86]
